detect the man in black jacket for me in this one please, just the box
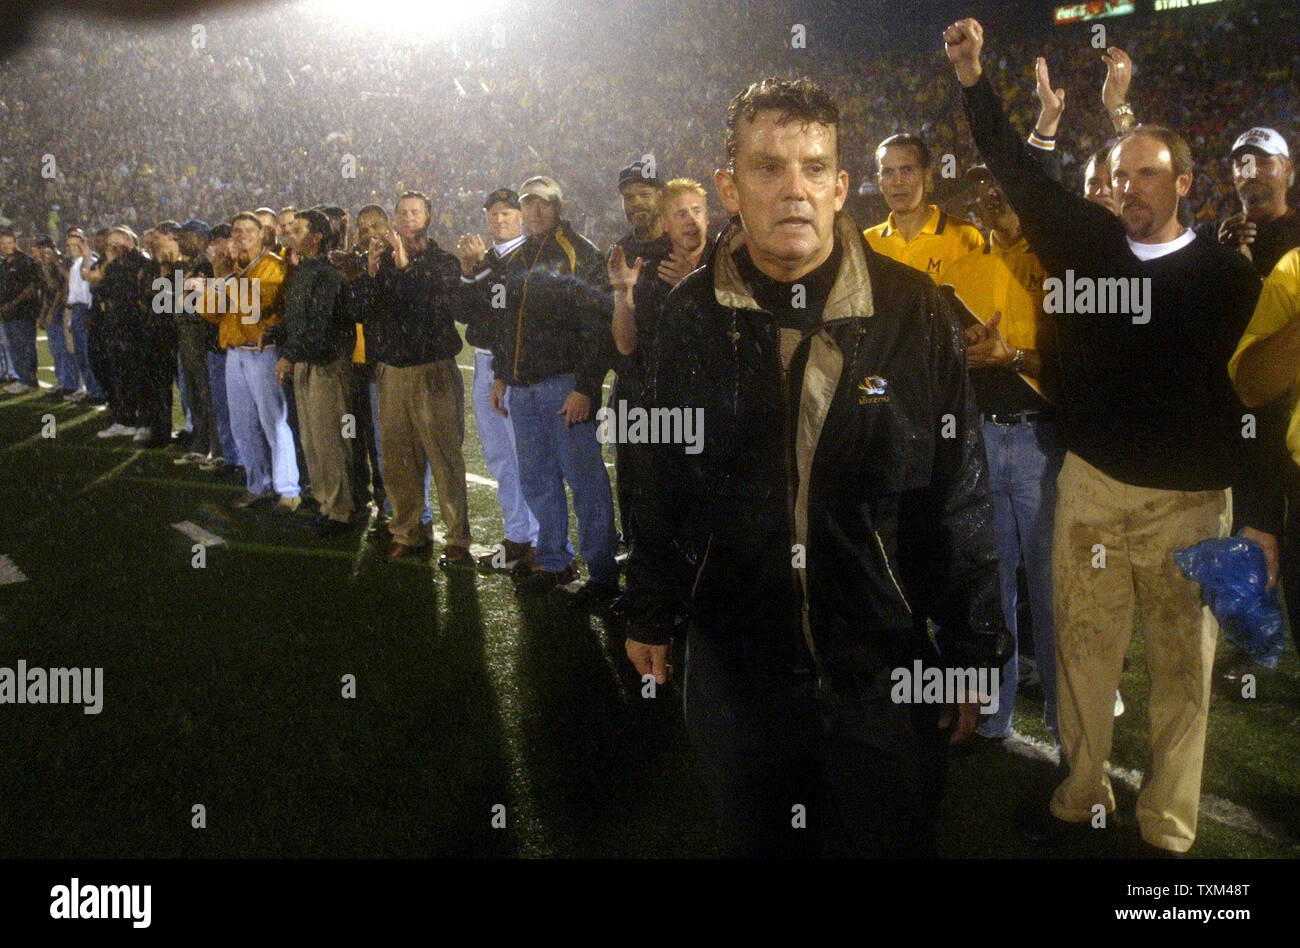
[457,176,618,602]
[623,77,1010,857]
[276,208,356,538]
[360,191,470,565]
[946,18,1266,855]
[0,227,43,394]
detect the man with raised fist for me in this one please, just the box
[945,16,1268,855]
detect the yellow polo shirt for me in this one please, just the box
[943,232,1048,398]
[1229,247,1300,465]
[864,204,985,284]
[196,250,287,349]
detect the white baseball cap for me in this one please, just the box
[1231,127,1290,158]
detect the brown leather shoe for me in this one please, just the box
[516,561,578,594]
[382,540,427,562]
[477,539,536,570]
[437,544,472,568]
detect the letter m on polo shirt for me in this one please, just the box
[927,258,942,274]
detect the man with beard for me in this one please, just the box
[944,166,1061,746]
[946,17,1268,855]
[1218,129,1299,276]
[864,133,984,284]
[613,158,672,266]
[623,77,1009,857]
[453,188,538,571]
[607,178,710,552]
[0,227,42,395]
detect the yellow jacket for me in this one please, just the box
[196,250,287,348]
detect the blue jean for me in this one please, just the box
[509,372,616,583]
[208,349,239,465]
[67,304,102,397]
[368,379,430,522]
[4,317,38,387]
[978,418,1064,739]
[473,350,537,545]
[225,346,299,496]
[177,351,193,433]
[0,321,10,379]
[46,310,79,391]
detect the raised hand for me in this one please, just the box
[944,18,984,86]
[1101,46,1132,112]
[1034,57,1066,137]
[657,248,700,287]
[607,244,643,295]
[454,233,487,276]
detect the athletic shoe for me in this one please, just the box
[4,382,35,394]
[132,426,154,443]
[96,423,138,439]
[63,387,88,403]
[1114,690,1125,717]
[173,452,207,466]
[198,455,224,472]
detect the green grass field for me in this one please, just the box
[0,334,1296,858]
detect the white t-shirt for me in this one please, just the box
[1127,228,1196,262]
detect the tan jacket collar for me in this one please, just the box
[713,212,875,324]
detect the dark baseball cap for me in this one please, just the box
[484,188,520,211]
[618,158,662,190]
[180,219,212,240]
[209,223,232,240]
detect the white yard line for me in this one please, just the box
[1004,728,1290,844]
[170,521,227,547]
[0,554,29,585]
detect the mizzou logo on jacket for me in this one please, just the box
[858,375,890,405]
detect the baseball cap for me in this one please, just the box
[180,219,212,240]
[483,188,520,211]
[1231,127,1290,159]
[618,159,661,190]
[518,176,563,204]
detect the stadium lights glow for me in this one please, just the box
[306,0,505,38]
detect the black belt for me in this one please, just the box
[983,410,1052,426]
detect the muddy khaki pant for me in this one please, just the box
[294,354,355,522]
[1049,451,1230,853]
[375,359,470,549]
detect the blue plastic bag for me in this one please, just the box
[1173,536,1285,669]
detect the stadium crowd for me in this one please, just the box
[1,1,1298,860]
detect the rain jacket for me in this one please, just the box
[623,212,1012,678]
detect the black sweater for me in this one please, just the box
[962,74,1263,504]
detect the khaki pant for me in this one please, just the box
[294,354,355,521]
[375,359,470,548]
[1050,451,1230,853]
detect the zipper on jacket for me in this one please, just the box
[512,234,552,381]
[689,534,713,602]
[873,528,913,616]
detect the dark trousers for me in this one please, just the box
[349,362,383,506]
[177,320,218,456]
[132,323,176,436]
[684,620,949,858]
